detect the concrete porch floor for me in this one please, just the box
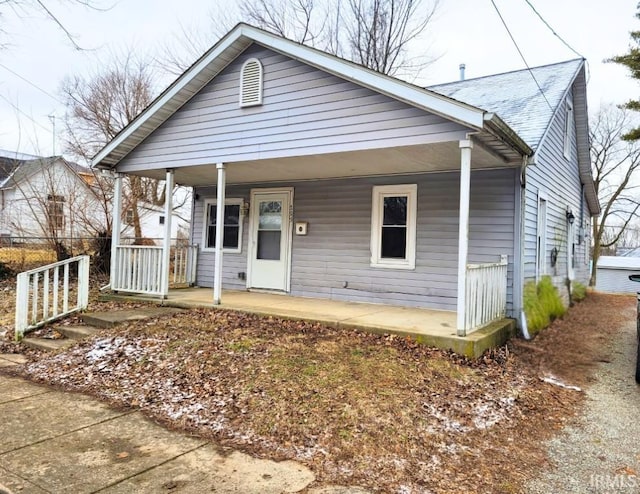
[101,288,516,358]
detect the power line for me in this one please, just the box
[489,0,554,112]
[0,62,64,104]
[0,94,52,132]
[523,0,585,60]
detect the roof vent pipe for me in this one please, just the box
[459,63,466,81]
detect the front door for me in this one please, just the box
[247,188,293,291]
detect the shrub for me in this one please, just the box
[0,260,13,280]
[572,281,587,302]
[523,281,549,336]
[523,276,566,336]
[538,276,566,319]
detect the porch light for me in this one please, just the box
[566,209,575,225]
[240,200,250,216]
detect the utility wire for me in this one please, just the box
[523,0,585,59]
[489,0,553,112]
[0,62,64,104]
[523,0,590,83]
[0,94,51,132]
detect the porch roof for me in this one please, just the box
[92,24,531,174]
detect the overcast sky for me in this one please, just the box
[0,0,637,159]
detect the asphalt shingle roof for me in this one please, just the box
[428,59,583,150]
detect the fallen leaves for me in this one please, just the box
[2,292,634,493]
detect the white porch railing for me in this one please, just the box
[15,255,90,340]
[112,244,198,296]
[172,244,198,286]
[113,245,163,295]
[464,255,508,333]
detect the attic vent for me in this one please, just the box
[240,58,263,107]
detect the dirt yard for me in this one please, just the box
[2,291,634,493]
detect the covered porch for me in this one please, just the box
[101,287,516,358]
[107,138,516,338]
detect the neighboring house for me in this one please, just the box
[0,153,103,240]
[92,24,599,335]
[596,256,640,294]
[120,202,187,243]
[0,151,188,244]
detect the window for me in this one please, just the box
[124,209,135,226]
[239,58,263,107]
[536,194,547,280]
[159,215,165,225]
[202,198,243,252]
[563,98,573,159]
[47,194,64,231]
[370,184,417,269]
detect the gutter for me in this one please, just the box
[483,113,533,158]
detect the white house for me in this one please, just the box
[0,151,188,245]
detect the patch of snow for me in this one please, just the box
[541,375,582,392]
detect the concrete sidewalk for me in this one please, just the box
[0,354,330,494]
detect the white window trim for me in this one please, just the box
[201,197,244,253]
[370,184,417,270]
[536,191,548,281]
[563,98,573,160]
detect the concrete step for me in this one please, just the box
[56,325,100,340]
[82,307,183,329]
[22,338,76,352]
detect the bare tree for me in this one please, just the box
[160,0,439,79]
[61,52,167,241]
[0,0,111,49]
[590,105,640,286]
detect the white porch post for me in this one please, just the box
[457,140,473,336]
[109,172,123,290]
[161,169,174,297]
[213,163,226,305]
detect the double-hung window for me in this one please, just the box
[203,198,243,252]
[370,184,417,269]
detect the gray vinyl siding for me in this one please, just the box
[117,44,470,173]
[523,86,591,298]
[192,169,516,314]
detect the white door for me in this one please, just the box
[248,189,293,291]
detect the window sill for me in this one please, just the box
[370,261,415,270]
[201,248,242,254]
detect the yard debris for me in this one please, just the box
[1,292,634,493]
[541,375,582,392]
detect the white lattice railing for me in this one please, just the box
[464,255,508,333]
[15,255,90,340]
[113,244,198,296]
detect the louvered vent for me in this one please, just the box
[240,58,263,107]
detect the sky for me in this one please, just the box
[0,0,638,159]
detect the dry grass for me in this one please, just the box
[3,291,634,493]
[0,247,56,269]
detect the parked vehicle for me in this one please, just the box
[627,274,640,383]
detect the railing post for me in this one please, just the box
[14,272,29,340]
[79,255,90,310]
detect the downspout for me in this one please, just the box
[519,154,533,340]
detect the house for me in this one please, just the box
[92,24,599,336]
[596,256,640,294]
[0,151,188,246]
[0,153,103,241]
